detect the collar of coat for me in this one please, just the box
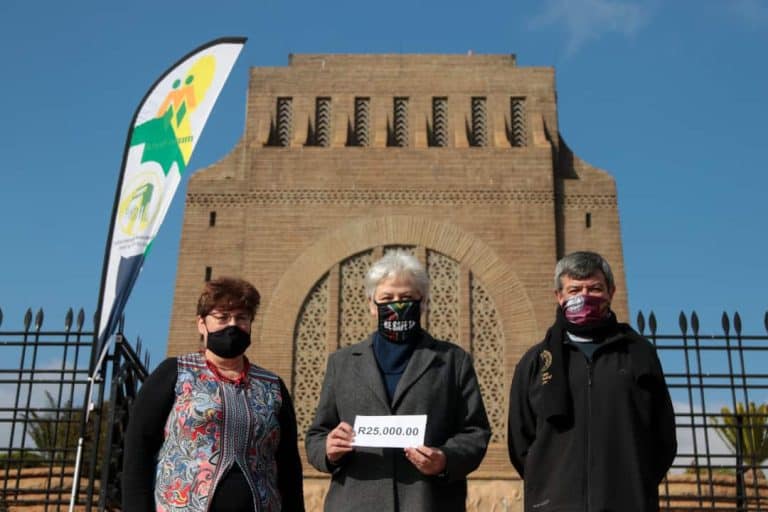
[350,330,438,410]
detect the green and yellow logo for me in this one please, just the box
[117,171,164,236]
[130,55,217,176]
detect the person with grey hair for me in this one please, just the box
[306,249,491,512]
[507,251,676,512]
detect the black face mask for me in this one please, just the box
[375,299,421,343]
[206,325,251,358]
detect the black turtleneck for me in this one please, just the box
[372,331,416,402]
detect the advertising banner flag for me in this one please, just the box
[95,37,246,352]
[71,38,246,511]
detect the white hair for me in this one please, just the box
[364,250,430,301]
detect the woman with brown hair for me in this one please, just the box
[123,277,304,512]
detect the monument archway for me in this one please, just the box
[260,215,539,448]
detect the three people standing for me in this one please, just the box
[124,250,675,511]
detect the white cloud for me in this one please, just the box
[529,0,651,55]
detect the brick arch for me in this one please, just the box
[260,215,539,392]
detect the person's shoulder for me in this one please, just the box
[427,335,462,351]
[506,338,548,380]
[421,333,480,365]
[617,324,657,350]
[141,357,179,389]
[520,336,548,361]
[418,332,464,354]
[176,352,206,368]
[248,362,280,383]
[152,356,179,374]
[328,335,374,359]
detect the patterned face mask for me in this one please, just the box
[562,294,610,325]
[375,299,421,343]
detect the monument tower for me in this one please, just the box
[168,53,627,507]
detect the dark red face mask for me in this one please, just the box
[562,294,609,325]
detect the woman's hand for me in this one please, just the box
[404,446,446,476]
[326,421,355,464]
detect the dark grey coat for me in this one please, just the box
[305,332,491,512]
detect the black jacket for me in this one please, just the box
[507,326,676,512]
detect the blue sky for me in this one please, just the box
[1,0,766,373]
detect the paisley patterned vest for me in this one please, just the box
[154,353,284,511]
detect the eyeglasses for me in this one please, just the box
[207,311,253,326]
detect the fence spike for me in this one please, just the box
[721,311,730,335]
[678,311,688,334]
[649,311,657,335]
[691,311,699,334]
[64,308,73,331]
[23,308,32,331]
[34,309,44,331]
[76,309,85,331]
[765,311,768,334]
[636,311,646,334]
[734,312,742,335]
[0,307,3,328]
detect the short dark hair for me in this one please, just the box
[196,277,260,317]
[554,251,615,291]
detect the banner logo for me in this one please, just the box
[130,54,216,175]
[117,171,164,236]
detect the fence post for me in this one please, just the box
[99,333,123,511]
[735,413,745,511]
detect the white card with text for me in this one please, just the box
[351,414,427,448]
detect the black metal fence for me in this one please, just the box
[0,308,148,511]
[1,307,767,510]
[640,310,768,511]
